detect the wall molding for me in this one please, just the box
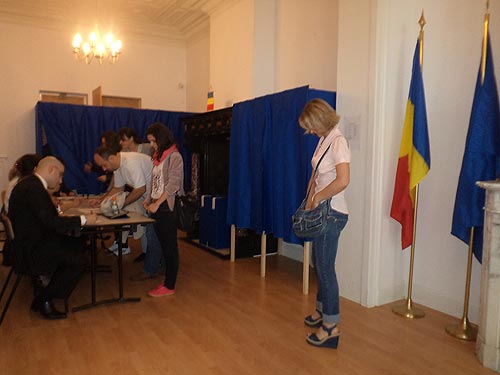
[357,0,392,308]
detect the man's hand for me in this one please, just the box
[88,198,102,208]
[85,212,97,225]
[59,198,81,212]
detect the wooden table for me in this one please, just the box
[65,206,154,312]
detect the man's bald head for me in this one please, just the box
[36,156,65,190]
[37,156,63,171]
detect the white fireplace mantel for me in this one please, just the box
[476,180,500,372]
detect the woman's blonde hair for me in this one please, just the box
[298,98,340,134]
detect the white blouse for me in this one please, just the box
[311,126,350,214]
[149,151,184,211]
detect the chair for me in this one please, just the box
[0,213,69,326]
[0,196,6,253]
[0,212,21,326]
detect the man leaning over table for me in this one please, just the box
[93,146,163,281]
[9,156,97,320]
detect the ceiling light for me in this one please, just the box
[72,26,122,64]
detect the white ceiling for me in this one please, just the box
[0,0,238,44]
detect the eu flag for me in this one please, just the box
[451,36,500,263]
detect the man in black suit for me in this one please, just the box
[9,156,96,319]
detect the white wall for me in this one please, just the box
[337,0,500,322]
[209,0,338,106]
[186,34,210,112]
[210,0,255,109]
[253,0,277,97]
[275,0,338,92]
[0,21,186,190]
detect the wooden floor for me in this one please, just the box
[0,237,495,375]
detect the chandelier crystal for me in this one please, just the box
[72,27,122,64]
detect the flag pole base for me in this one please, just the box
[445,318,477,341]
[392,299,425,319]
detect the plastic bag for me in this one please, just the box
[100,191,127,216]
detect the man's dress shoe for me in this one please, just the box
[31,299,67,320]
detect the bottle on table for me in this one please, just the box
[111,196,119,215]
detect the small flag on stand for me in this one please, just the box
[451,35,500,263]
[390,38,431,250]
[207,88,214,111]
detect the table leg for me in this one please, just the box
[117,241,124,299]
[116,241,140,304]
[260,231,266,278]
[91,233,97,303]
[230,225,236,262]
[73,229,141,312]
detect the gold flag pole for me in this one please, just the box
[445,228,478,340]
[392,184,425,318]
[444,0,491,341]
[481,0,490,84]
[392,12,426,319]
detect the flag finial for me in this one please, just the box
[419,11,426,67]
[418,11,426,30]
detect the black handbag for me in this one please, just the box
[174,195,198,231]
[292,144,331,239]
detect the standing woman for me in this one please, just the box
[299,99,350,349]
[144,122,184,297]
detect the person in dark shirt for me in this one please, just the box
[9,156,96,320]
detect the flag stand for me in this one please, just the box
[446,0,491,339]
[392,13,427,320]
[445,227,478,340]
[392,184,425,319]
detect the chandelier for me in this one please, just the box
[72,27,122,64]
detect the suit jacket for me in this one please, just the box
[8,174,82,275]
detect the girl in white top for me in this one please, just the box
[310,125,350,214]
[299,98,350,350]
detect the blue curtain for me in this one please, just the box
[227,86,336,244]
[36,102,193,194]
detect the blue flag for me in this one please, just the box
[451,36,500,263]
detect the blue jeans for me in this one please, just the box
[313,207,348,325]
[140,228,147,253]
[143,223,164,276]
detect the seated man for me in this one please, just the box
[9,156,96,320]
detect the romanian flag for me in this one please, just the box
[207,89,214,111]
[390,39,431,250]
[451,35,500,263]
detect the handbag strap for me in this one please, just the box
[305,144,331,200]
